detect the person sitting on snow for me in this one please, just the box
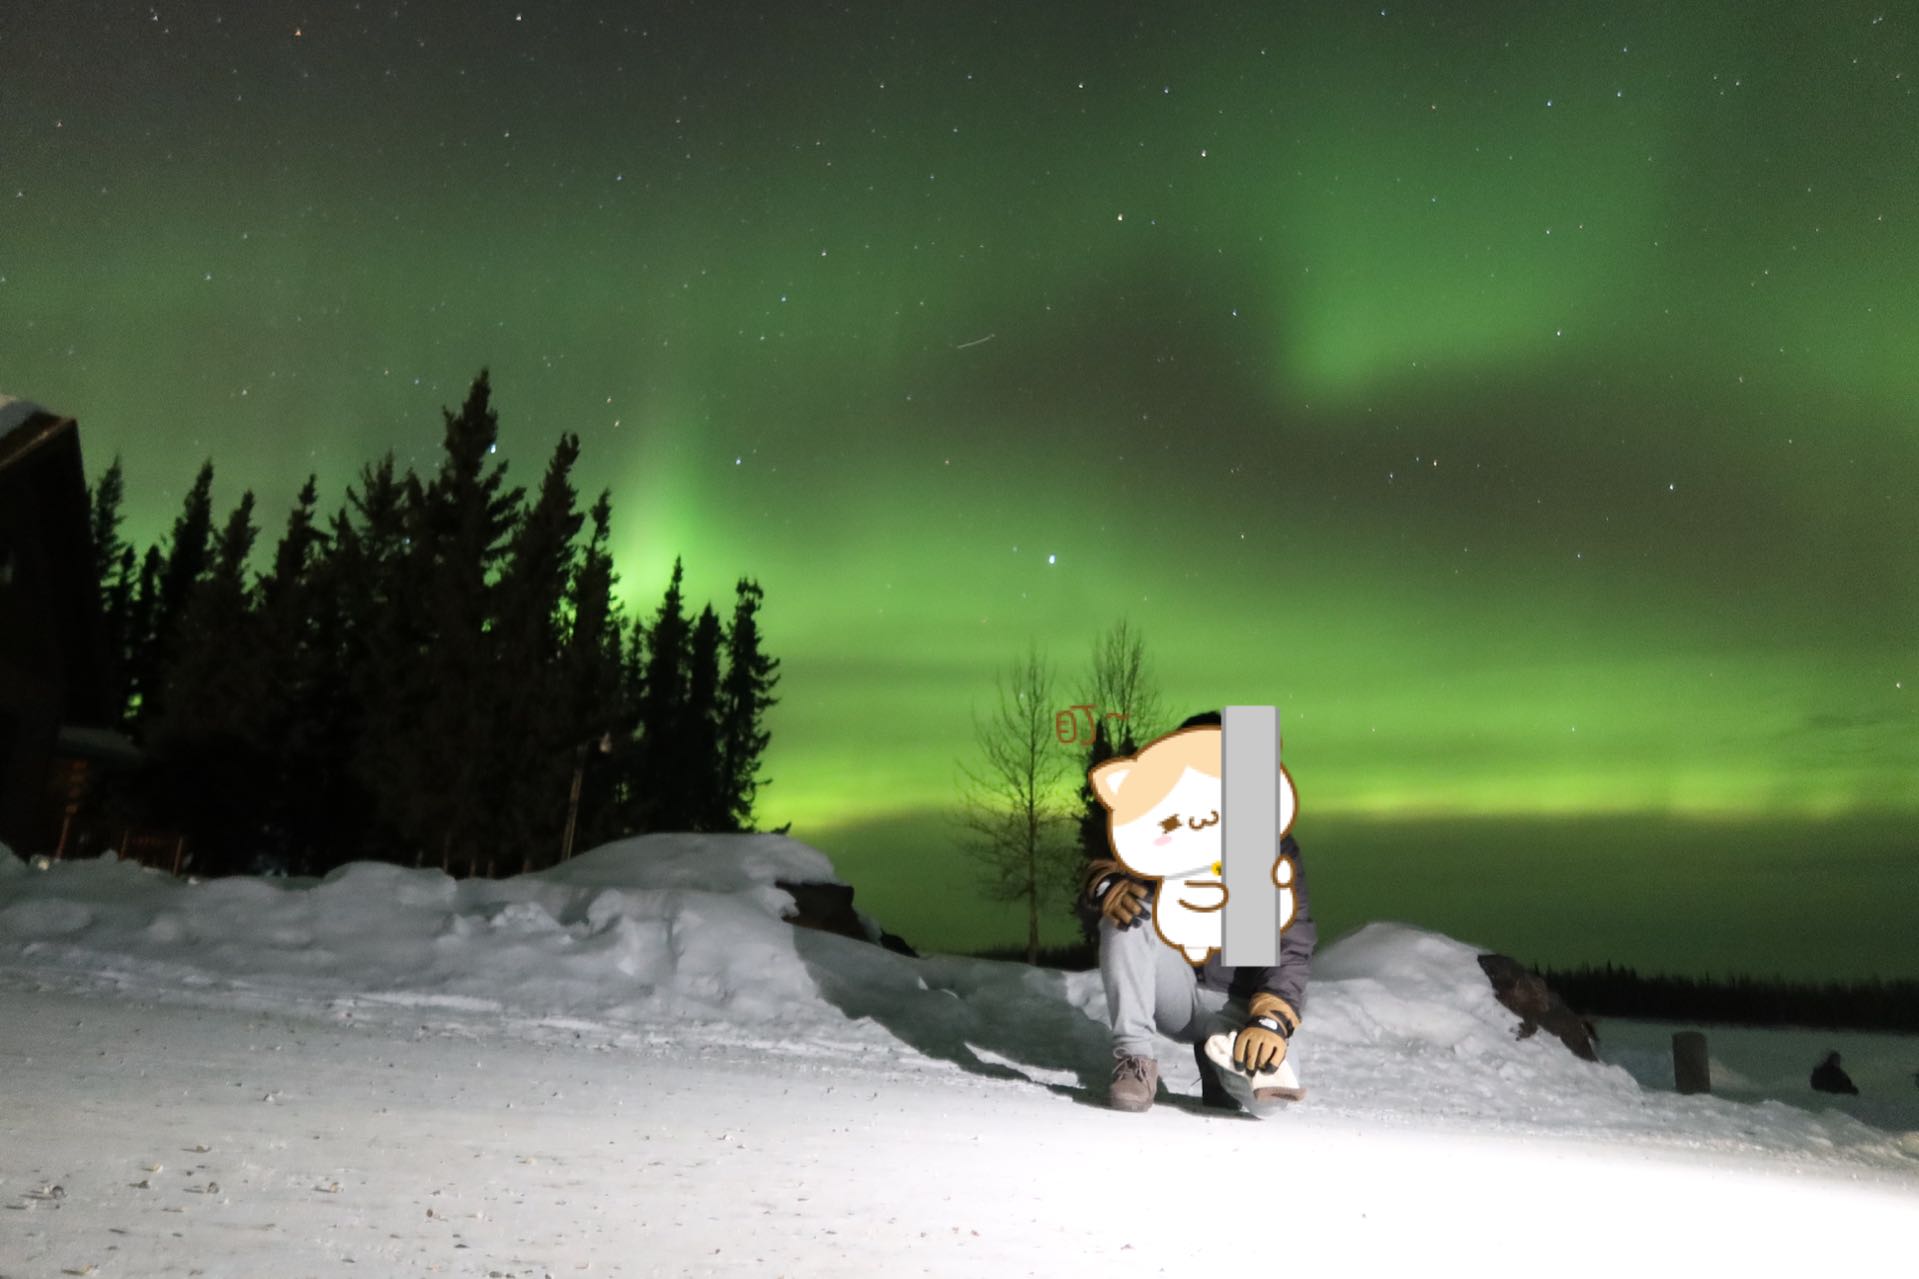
[1810,1050,1859,1095]
[1079,710,1317,1114]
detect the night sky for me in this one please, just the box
[5,2,1914,977]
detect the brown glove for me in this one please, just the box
[1083,857,1150,928]
[1098,877,1151,928]
[1234,992,1300,1073]
[1251,992,1300,1035]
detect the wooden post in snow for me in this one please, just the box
[1673,1030,1711,1094]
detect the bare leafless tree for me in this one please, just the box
[1079,617,1165,752]
[1068,620,1168,938]
[956,642,1078,964]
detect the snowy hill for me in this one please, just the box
[3,836,1916,1275]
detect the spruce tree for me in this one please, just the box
[208,492,259,618]
[330,455,421,867]
[104,546,136,726]
[394,371,522,869]
[683,604,726,831]
[634,558,691,831]
[256,477,329,870]
[87,456,132,726]
[491,433,584,867]
[568,493,622,697]
[609,613,650,834]
[151,492,266,873]
[87,455,126,593]
[139,460,217,726]
[262,476,323,614]
[125,545,164,726]
[564,491,627,851]
[174,491,262,729]
[717,577,780,832]
[157,461,217,632]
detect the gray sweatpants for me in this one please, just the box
[1099,911,1245,1059]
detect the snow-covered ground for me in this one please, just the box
[1599,1017,1919,1135]
[3,835,1915,1277]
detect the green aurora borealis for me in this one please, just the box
[3,2,1914,976]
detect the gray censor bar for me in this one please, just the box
[1221,705,1280,968]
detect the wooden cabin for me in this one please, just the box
[0,396,110,856]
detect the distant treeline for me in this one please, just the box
[960,945,1919,1033]
[83,369,781,877]
[1538,963,1919,1034]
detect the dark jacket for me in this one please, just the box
[1083,832,1317,1019]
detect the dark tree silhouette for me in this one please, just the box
[124,545,164,721]
[262,475,324,614]
[102,546,136,725]
[683,603,726,831]
[137,459,216,724]
[632,557,692,831]
[163,490,262,737]
[564,492,627,850]
[148,491,267,872]
[1538,962,1919,1033]
[373,372,523,868]
[87,368,781,877]
[321,455,418,868]
[86,457,135,725]
[490,433,585,866]
[717,577,780,832]
[255,476,330,868]
[87,455,126,596]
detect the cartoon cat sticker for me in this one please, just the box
[1088,722,1298,965]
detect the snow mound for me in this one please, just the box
[1262,921,1909,1164]
[1301,921,1631,1097]
[0,833,1119,1089]
[0,855,1909,1169]
[536,831,839,892]
[0,835,855,1029]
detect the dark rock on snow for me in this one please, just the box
[775,880,918,958]
[1476,953,1600,1061]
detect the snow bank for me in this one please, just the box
[1,847,1910,1169]
[0,833,1118,1092]
[535,830,838,893]
[0,835,849,1028]
[1600,1016,1919,1136]
[0,833,1112,1079]
[1298,921,1647,1115]
[1245,921,1912,1165]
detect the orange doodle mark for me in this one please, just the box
[1056,705,1129,745]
